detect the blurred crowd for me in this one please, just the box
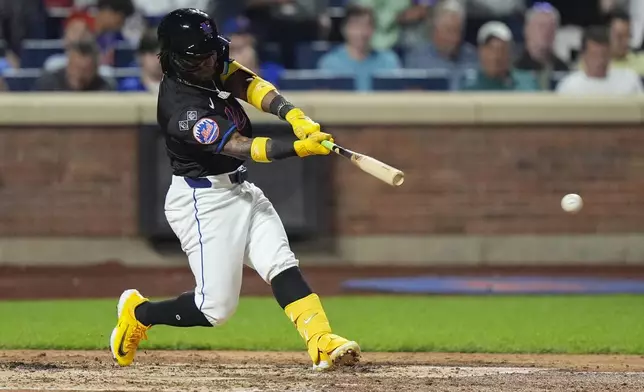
[1,0,643,95]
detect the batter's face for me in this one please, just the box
[184,52,218,81]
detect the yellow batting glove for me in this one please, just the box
[294,132,334,158]
[286,108,321,140]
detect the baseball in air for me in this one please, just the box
[561,193,583,213]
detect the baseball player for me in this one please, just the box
[109,8,360,371]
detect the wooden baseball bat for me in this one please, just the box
[321,140,404,187]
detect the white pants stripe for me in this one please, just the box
[191,188,207,311]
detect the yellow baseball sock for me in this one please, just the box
[284,294,336,364]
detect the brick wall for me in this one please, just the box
[2,124,643,236]
[330,125,644,235]
[0,127,138,236]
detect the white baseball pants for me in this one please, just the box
[164,167,299,326]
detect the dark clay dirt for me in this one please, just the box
[1,350,643,392]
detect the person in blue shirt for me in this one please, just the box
[94,0,136,67]
[118,29,162,93]
[404,0,478,90]
[317,5,401,91]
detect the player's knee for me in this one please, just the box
[199,299,238,326]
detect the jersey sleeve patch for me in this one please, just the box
[193,118,220,145]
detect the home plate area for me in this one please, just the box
[1,351,643,392]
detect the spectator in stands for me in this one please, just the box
[43,10,115,77]
[351,0,432,51]
[223,17,284,86]
[245,0,330,69]
[94,0,136,67]
[117,30,162,94]
[514,2,569,90]
[404,0,477,90]
[0,0,48,68]
[34,40,115,91]
[607,10,644,75]
[318,5,401,91]
[556,25,643,94]
[461,21,538,91]
[398,0,435,49]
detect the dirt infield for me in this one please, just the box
[3,263,644,299]
[1,350,644,392]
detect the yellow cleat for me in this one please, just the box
[109,289,150,367]
[311,334,361,371]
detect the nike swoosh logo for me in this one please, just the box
[303,313,318,325]
[209,98,215,109]
[117,326,129,357]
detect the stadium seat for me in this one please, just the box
[3,68,42,91]
[372,69,450,91]
[550,71,568,90]
[113,67,141,86]
[19,39,65,68]
[114,42,136,68]
[278,70,355,91]
[295,41,334,69]
[257,42,282,65]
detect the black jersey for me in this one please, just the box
[157,76,252,177]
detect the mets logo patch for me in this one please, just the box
[193,118,219,144]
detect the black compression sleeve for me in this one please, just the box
[268,95,296,120]
[267,139,297,160]
[271,267,313,309]
[134,292,212,327]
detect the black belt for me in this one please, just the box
[228,165,248,183]
[184,166,248,188]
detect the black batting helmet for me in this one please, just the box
[157,8,230,79]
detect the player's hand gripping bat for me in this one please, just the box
[321,140,404,187]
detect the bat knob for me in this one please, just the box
[392,172,404,186]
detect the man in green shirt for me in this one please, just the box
[607,10,644,75]
[461,21,539,91]
[351,0,430,50]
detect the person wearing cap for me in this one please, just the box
[118,29,163,94]
[514,2,569,90]
[460,21,538,91]
[556,25,643,95]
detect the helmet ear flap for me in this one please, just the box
[216,35,231,75]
